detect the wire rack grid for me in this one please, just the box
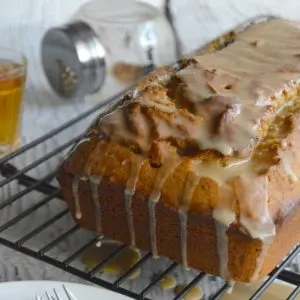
[0,90,300,300]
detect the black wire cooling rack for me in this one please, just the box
[0,90,300,300]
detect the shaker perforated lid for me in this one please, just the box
[41,21,106,99]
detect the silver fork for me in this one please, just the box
[34,284,77,300]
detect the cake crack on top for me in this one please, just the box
[100,19,300,160]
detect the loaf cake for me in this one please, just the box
[58,18,300,282]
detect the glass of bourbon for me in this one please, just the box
[0,49,26,157]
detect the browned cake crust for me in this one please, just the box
[58,19,300,282]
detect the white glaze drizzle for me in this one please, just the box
[250,237,273,282]
[213,204,236,279]
[148,153,181,258]
[102,18,300,159]
[178,171,199,269]
[99,20,300,162]
[86,142,111,233]
[64,137,91,162]
[72,176,82,219]
[176,19,300,156]
[125,156,145,247]
[232,174,276,280]
[89,175,103,234]
[226,280,236,294]
[191,159,249,278]
[233,175,275,240]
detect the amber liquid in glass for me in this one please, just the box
[0,60,25,156]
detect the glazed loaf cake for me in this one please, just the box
[58,18,300,282]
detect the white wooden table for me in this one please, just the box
[1,0,300,296]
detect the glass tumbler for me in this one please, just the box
[0,49,26,157]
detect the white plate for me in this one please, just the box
[0,281,130,300]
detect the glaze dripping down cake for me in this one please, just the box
[58,18,300,282]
